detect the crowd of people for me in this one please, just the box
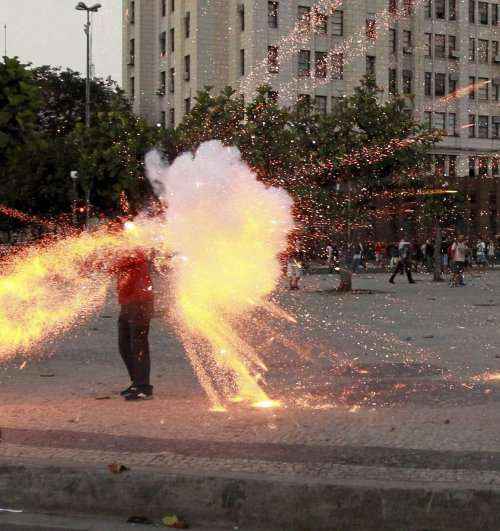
[322,236,497,286]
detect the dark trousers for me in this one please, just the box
[389,258,414,283]
[118,301,154,388]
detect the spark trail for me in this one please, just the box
[0,220,167,362]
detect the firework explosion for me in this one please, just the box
[146,141,294,410]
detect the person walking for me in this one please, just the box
[111,247,155,401]
[488,240,496,268]
[374,241,384,268]
[286,249,303,290]
[476,238,487,269]
[389,237,415,284]
[450,235,468,286]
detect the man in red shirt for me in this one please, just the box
[111,248,155,400]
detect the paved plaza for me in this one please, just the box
[1,269,500,529]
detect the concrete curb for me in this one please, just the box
[1,459,500,530]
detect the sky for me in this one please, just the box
[0,0,122,84]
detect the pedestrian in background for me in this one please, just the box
[488,240,496,268]
[389,237,415,284]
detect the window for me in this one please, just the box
[170,28,175,52]
[478,39,489,63]
[331,52,344,79]
[298,5,310,33]
[389,69,397,94]
[424,111,432,128]
[424,0,431,18]
[448,35,457,57]
[434,112,446,131]
[469,76,476,99]
[316,51,328,78]
[403,70,412,93]
[493,158,499,176]
[331,10,343,36]
[185,97,191,114]
[449,74,457,93]
[390,29,397,53]
[493,4,499,25]
[268,46,279,73]
[170,0,174,11]
[469,0,475,22]
[161,0,166,17]
[185,12,190,38]
[239,4,245,31]
[130,76,135,99]
[160,32,167,56]
[479,1,488,24]
[448,113,457,135]
[469,38,475,62]
[313,9,328,33]
[169,67,175,93]
[479,157,488,175]
[435,72,446,96]
[469,114,476,137]
[425,72,432,96]
[160,111,166,127]
[184,55,190,81]
[403,30,412,50]
[366,55,376,78]
[389,0,398,15]
[469,157,476,177]
[268,1,279,28]
[493,41,499,59]
[478,78,489,100]
[130,1,135,23]
[169,108,175,128]
[129,38,135,65]
[298,50,311,77]
[494,83,500,101]
[435,0,445,18]
[160,71,166,93]
[449,0,457,20]
[366,13,377,40]
[240,49,245,77]
[493,118,500,138]
[425,33,432,57]
[435,34,446,58]
[315,95,327,115]
[449,155,457,178]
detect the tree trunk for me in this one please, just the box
[337,266,352,292]
[433,223,443,282]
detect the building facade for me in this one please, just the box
[123,0,500,238]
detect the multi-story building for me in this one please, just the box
[123,0,500,238]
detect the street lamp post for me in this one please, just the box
[75,2,101,225]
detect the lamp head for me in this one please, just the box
[75,2,88,10]
[89,3,102,11]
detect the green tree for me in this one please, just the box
[0,57,41,164]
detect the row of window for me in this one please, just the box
[468,156,500,177]
[158,58,190,94]
[423,0,499,24]
[158,17,190,56]
[424,112,500,138]
[265,2,345,36]
[424,73,500,101]
[468,0,499,24]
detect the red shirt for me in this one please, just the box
[113,251,154,305]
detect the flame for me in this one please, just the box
[0,220,167,362]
